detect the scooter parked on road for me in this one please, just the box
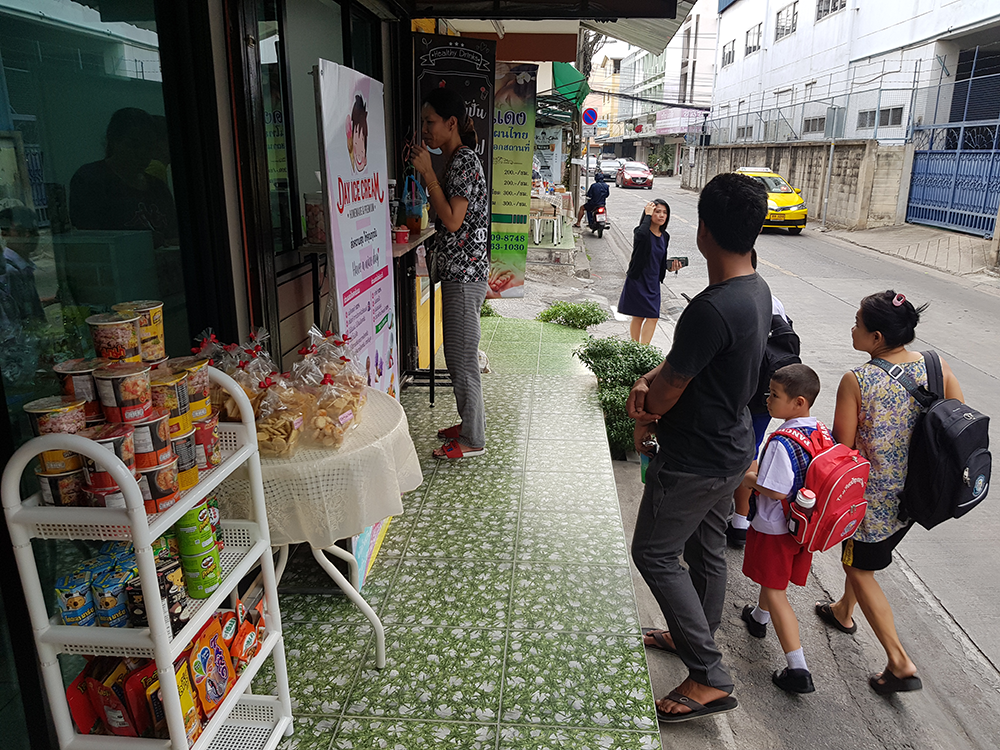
[585,204,609,238]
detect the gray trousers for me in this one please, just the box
[631,453,744,692]
[441,280,488,449]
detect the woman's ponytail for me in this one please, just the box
[460,115,478,149]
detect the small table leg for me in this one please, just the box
[311,546,386,669]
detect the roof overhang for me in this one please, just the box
[581,0,694,54]
[387,1,677,21]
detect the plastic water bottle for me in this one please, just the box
[787,488,816,537]
[640,438,658,484]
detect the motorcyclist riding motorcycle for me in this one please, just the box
[573,171,610,233]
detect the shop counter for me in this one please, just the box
[392,226,436,258]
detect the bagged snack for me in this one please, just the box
[173,652,202,745]
[86,657,138,736]
[290,360,356,449]
[255,377,309,458]
[67,665,103,735]
[123,661,158,738]
[56,571,97,627]
[188,617,235,719]
[218,610,238,650]
[93,567,134,628]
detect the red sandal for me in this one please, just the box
[434,439,486,460]
[437,424,461,440]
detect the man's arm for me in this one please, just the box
[626,360,692,425]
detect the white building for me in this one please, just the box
[710,0,1000,144]
[602,0,717,166]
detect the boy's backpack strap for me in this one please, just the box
[869,357,938,408]
[771,423,833,456]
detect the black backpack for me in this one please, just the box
[870,351,991,530]
[749,313,801,414]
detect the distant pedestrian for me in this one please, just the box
[628,173,771,723]
[816,291,964,694]
[739,364,823,695]
[618,199,680,344]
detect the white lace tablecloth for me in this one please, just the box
[216,388,423,548]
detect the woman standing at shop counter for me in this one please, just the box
[412,87,489,460]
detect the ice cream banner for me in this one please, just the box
[316,59,399,398]
[488,63,537,299]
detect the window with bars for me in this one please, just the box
[857,107,904,129]
[736,125,753,139]
[745,23,762,55]
[816,0,846,21]
[722,40,735,67]
[775,2,798,41]
[803,116,826,133]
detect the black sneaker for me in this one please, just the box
[740,604,767,639]
[726,522,747,549]
[772,667,815,694]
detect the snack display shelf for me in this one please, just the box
[39,521,269,661]
[1,367,294,750]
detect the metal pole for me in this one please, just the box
[822,141,835,227]
[962,46,979,122]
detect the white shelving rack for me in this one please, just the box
[2,368,293,750]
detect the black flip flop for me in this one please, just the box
[870,670,922,695]
[656,690,738,724]
[642,628,677,654]
[815,602,857,635]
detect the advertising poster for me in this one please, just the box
[414,33,496,229]
[534,127,563,184]
[488,63,537,298]
[315,59,399,399]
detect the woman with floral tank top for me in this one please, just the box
[817,291,964,695]
[412,87,489,460]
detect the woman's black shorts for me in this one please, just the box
[841,523,913,572]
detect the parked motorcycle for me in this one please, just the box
[585,204,609,238]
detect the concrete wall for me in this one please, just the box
[683,139,910,230]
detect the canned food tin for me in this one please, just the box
[137,457,180,514]
[34,466,87,507]
[94,362,152,423]
[78,423,136,489]
[53,358,108,420]
[112,300,164,362]
[86,312,142,363]
[175,498,215,556]
[193,414,221,470]
[148,357,170,372]
[170,429,198,491]
[23,395,87,472]
[180,546,221,599]
[132,408,173,469]
[85,479,141,508]
[55,572,97,627]
[167,357,211,421]
[92,567,134,628]
[151,370,192,436]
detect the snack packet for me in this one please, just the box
[188,617,236,719]
[255,377,309,458]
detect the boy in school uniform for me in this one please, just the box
[739,363,823,694]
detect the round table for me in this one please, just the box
[217,388,423,667]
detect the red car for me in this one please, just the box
[616,161,653,189]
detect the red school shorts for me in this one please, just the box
[742,527,813,590]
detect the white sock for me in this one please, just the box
[731,513,750,530]
[785,648,808,672]
[751,606,771,625]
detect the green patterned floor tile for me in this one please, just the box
[525,440,613,474]
[423,468,522,510]
[501,631,655,731]
[347,626,505,722]
[278,716,337,750]
[254,622,370,716]
[378,508,419,557]
[539,324,589,343]
[487,355,540,375]
[498,726,660,749]
[521,472,619,515]
[278,544,344,592]
[281,556,398,624]
[333,718,496,749]
[405,507,518,560]
[536,358,592,376]
[381,558,513,628]
[480,316,500,333]
[527,418,607,444]
[509,562,639,634]
[493,320,543,339]
[517,511,629,566]
[538,340,584,355]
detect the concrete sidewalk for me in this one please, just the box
[821,223,998,276]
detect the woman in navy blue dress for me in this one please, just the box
[619,199,672,344]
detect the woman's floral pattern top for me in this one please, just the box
[438,146,490,283]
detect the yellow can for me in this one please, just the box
[151,370,192,436]
[113,300,165,362]
[170,429,199,491]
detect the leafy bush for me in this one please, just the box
[536,301,609,329]
[481,300,501,317]
[575,336,664,458]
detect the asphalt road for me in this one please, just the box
[578,176,1000,749]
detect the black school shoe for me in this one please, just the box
[725,522,747,549]
[740,604,767,639]
[773,667,815,694]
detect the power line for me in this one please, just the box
[590,88,711,111]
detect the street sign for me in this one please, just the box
[582,125,597,137]
[582,108,598,125]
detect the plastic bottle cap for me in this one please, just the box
[796,488,817,508]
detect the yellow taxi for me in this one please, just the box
[735,167,807,235]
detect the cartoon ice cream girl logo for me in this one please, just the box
[346,93,368,173]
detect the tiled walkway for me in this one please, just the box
[259,318,659,749]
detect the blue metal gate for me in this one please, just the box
[906,123,1000,239]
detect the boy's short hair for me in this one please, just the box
[770,363,820,406]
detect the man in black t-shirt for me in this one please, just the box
[628,173,771,723]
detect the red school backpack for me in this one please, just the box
[769,422,872,553]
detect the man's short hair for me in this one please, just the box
[697,173,767,255]
[770,363,821,407]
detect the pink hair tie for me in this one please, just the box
[892,293,906,307]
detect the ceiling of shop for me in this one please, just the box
[581,0,694,54]
[390,1,677,20]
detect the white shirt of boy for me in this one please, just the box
[751,416,819,535]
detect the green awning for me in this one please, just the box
[552,61,591,108]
